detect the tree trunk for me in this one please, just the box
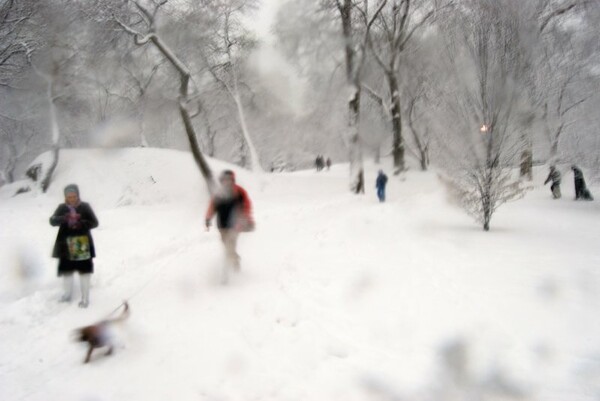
[420,148,429,171]
[41,146,60,193]
[340,0,365,194]
[232,87,262,173]
[482,169,493,231]
[483,218,490,231]
[139,108,149,147]
[147,34,216,194]
[520,149,533,180]
[374,145,381,164]
[482,190,491,231]
[519,130,532,180]
[4,142,16,183]
[5,161,15,183]
[206,126,215,157]
[548,123,563,160]
[550,138,559,159]
[348,84,365,194]
[41,78,60,193]
[179,103,214,191]
[407,100,429,172]
[236,136,247,168]
[388,73,404,173]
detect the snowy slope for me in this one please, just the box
[1,148,599,401]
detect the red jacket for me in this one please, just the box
[205,184,254,231]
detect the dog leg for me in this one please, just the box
[84,346,94,364]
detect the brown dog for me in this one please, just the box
[74,302,130,363]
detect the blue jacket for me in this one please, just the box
[376,173,388,189]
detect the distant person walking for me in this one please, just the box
[205,170,254,276]
[376,170,388,202]
[326,157,331,171]
[544,165,561,199]
[571,165,593,200]
[49,184,99,308]
[315,155,325,172]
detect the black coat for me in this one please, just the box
[50,202,98,259]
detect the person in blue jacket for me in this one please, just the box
[376,170,388,202]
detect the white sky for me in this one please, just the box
[251,0,279,40]
[248,0,307,115]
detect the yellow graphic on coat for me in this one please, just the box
[66,236,91,261]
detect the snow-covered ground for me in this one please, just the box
[1,148,599,401]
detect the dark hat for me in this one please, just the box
[64,184,80,196]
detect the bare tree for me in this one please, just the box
[361,79,390,164]
[194,97,224,158]
[542,70,591,160]
[0,0,41,186]
[405,83,430,171]
[112,0,215,193]
[0,0,37,88]
[201,0,263,172]
[517,0,592,176]
[534,19,593,161]
[0,116,34,184]
[23,0,82,193]
[332,0,387,193]
[367,0,448,173]
[111,52,164,147]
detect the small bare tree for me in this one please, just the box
[438,0,529,231]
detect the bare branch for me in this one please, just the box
[114,17,154,44]
[399,9,435,50]
[540,2,577,33]
[562,95,592,116]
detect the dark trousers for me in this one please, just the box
[575,178,585,199]
[377,187,386,202]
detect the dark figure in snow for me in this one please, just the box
[315,155,324,172]
[205,170,254,275]
[571,165,594,200]
[544,165,561,199]
[376,170,388,202]
[50,184,99,308]
[326,157,332,171]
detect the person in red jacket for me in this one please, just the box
[205,170,254,272]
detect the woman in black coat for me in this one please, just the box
[50,184,98,308]
[571,165,594,201]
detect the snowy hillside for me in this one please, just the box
[1,148,599,401]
